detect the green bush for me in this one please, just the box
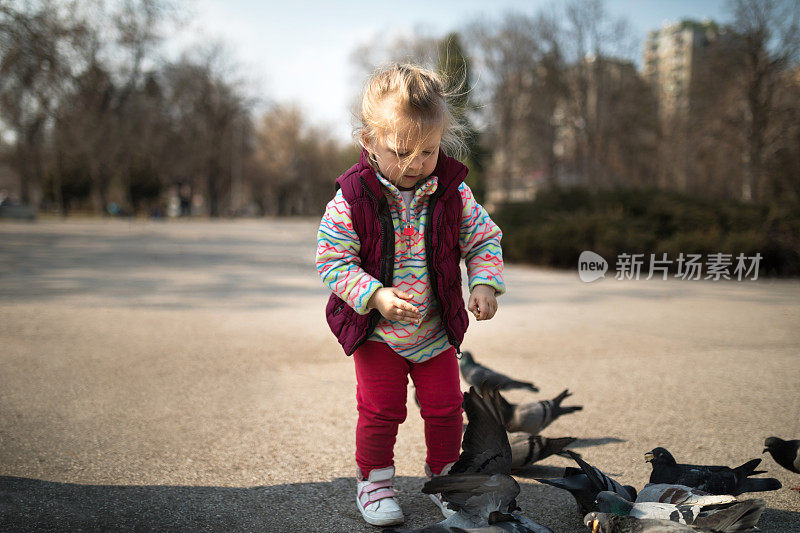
[493,187,800,276]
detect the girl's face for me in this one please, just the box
[367,126,442,189]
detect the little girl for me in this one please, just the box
[315,63,505,526]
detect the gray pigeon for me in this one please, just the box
[459,351,538,392]
[595,491,765,532]
[583,512,717,532]
[646,447,782,495]
[635,484,738,506]
[763,436,800,475]
[509,433,576,471]
[535,451,636,515]
[498,390,582,436]
[385,385,552,533]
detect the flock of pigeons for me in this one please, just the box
[385,351,800,533]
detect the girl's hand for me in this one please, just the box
[367,287,422,323]
[468,285,498,321]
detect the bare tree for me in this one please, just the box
[160,45,251,217]
[0,0,85,205]
[725,0,800,202]
[251,104,357,216]
[466,11,564,206]
[558,0,642,187]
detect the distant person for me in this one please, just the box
[315,63,505,527]
[179,183,191,216]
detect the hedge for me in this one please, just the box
[492,187,800,277]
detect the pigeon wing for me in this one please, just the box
[693,499,765,532]
[450,385,513,476]
[535,474,597,515]
[422,473,520,518]
[564,450,636,501]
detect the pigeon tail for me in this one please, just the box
[733,458,762,479]
[735,477,782,494]
[550,389,583,418]
[556,449,580,459]
[541,437,577,458]
[534,477,576,491]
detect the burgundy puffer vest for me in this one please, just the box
[325,148,469,356]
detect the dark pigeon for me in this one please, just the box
[763,436,800,474]
[535,450,636,515]
[498,390,583,436]
[459,351,538,392]
[645,447,781,495]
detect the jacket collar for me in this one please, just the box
[356,147,466,201]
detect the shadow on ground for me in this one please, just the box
[0,475,442,533]
[4,475,798,532]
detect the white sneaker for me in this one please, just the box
[425,462,457,518]
[356,466,404,526]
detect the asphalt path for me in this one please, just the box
[1,218,798,532]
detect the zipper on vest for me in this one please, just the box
[427,192,460,353]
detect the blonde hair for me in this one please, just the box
[355,63,468,171]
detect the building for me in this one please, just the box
[643,19,740,192]
[644,19,724,124]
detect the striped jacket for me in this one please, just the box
[316,154,505,362]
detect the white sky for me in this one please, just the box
[166,0,728,143]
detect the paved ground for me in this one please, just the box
[1,218,798,532]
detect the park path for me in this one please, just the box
[1,218,798,532]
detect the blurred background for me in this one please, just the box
[1,0,798,275]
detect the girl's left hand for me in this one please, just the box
[468,285,498,321]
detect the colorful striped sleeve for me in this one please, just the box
[315,189,383,314]
[458,182,506,295]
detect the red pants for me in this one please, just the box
[353,341,463,478]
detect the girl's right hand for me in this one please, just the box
[367,287,421,323]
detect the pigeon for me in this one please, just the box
[635,484,738,506]
[535,450,636,515]
[459,351,538,392]
[595,491,765,532]
[509,433,576,471]
[498,389,582,436]
[645,447,782,495]
[763,436,800,474]
[386,385,552,533]
[583,512,718,532]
